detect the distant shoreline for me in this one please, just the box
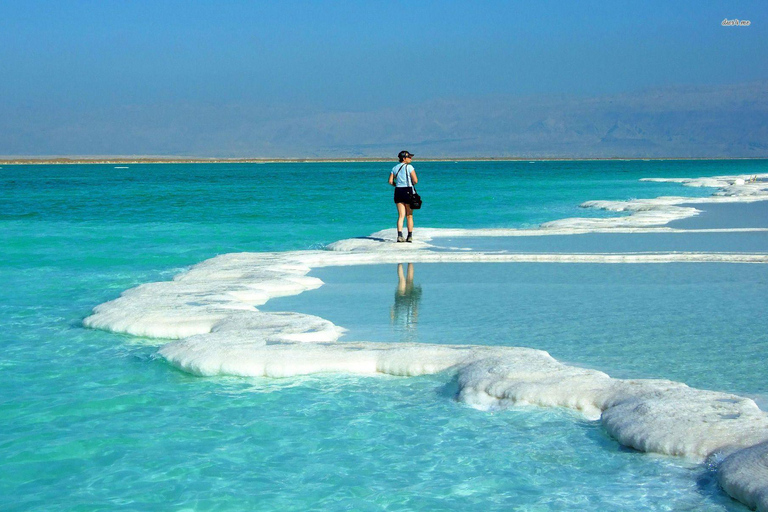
[1,156,766,165]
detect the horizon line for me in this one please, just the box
[2,156,767,166]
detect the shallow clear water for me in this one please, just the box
[1,160,765,510]
[0,370,742,511]
[263,262,768,401]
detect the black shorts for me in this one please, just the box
[394,187,412,204]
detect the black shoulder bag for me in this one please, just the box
[397,164,422,210]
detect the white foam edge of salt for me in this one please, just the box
[83,171,768,511]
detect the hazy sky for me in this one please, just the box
[1,1,765,156]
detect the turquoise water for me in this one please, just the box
[1,160,765,510]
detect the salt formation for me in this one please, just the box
[719,441,768,511]
[544,173,768,231]
[84,173,768,511]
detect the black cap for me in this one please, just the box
[398,150,414,161]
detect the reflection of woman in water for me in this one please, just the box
[390,263,422,339]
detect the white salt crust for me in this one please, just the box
[84,173,768,510]
[718,441,768,511]
[545,173,768,231]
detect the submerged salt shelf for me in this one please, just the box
[668,201,768,230]
[83,172,768,511]
[429,230,768,254]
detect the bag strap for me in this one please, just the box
[406,164,415,191]
[395,163,416,191]
[395,163,408,186]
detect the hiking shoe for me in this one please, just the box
[406,234,413,243]
[397,234,405,243]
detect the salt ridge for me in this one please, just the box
[84,172,768,511]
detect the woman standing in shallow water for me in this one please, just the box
[388,150,418,242]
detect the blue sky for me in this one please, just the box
[1,1,766,156]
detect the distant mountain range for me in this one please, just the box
[2,82,766,159]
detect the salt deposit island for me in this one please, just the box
[85,174,768,511]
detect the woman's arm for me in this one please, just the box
[388,172,395,186]
[410,170,418,185]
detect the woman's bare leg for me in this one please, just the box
[405,204,414,233]
[396,203,407,232]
